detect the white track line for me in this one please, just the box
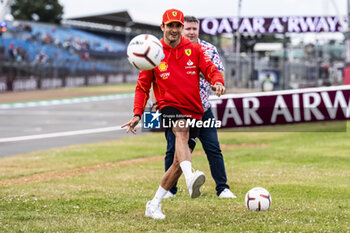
[0,125,142,143]
[0,93,134,109]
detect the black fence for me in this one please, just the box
[0,59,138,92]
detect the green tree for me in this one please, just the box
[11,0,64,24]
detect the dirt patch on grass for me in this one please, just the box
[0,143,268,186]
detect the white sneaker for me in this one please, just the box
[163,191,176,199]
[187,170,206,198]
[145,201,165,219]
[219,188,237,198]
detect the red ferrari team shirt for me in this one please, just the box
[133,37,224,120]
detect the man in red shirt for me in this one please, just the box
[122,8,225,219]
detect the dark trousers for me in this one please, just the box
[164,108,230,196]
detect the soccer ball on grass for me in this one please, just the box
[245,187,272,211]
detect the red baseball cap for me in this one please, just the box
[162,9,184,25]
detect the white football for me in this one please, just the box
[245,187,272,211]
[127,34,163,71]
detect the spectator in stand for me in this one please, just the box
[8,44,16,61]
[104,43,110,52]
[81,52,89,60]
[30,32,41,43]
[15,46,27,62]
[63,40,71,50]
[73,37,82,51]
[33,51,49,64]
[82,39,90,50]
[23,23,32,33]
[53,36,60,47]
[43,34,53,44]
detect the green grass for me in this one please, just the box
[0,122,349,232]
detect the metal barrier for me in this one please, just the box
[221,52,344,91]
[0,59,138,92]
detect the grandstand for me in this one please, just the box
[3,20,126,60]
[0,10,161,92]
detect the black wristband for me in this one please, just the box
[134,114,141,120]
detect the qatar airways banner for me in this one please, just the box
[210,86,350,129]
[199,16,346,35]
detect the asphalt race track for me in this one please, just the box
[0,95,142,157]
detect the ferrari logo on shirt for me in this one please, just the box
[172,11,177,17]
[185,49,191,56]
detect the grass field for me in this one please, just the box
[0,122,349,232]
